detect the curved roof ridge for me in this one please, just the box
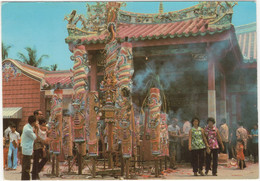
[2,59,43,81]
[11,59,49,73]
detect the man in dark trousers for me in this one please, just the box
[32,110,48,180]
[21,115,37,180]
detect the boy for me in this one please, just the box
[7,124,20,170]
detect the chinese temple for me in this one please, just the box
[63,1,244,127]
[2,1,257,177]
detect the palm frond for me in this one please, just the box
[37,54,49,67]
[50,64,58,71]
[2,42,12,60]
[40,66,50,71]
[17,52,29,64]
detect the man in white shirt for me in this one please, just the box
[21,115,37,180]
[219,119,229,155]
[7,124,20,170]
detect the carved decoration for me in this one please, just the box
[2,62,22,82]
[49,90,63,155]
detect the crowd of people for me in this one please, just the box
[3,110,259,179]
[4,110,50,180]
[168,117,258,176]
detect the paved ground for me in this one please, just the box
[3,160,259,180]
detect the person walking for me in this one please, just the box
[250,124,258,163]
[21,115,37,180]
[168,118,181,169]
[4,123,12,169]
[219,118,229,155]
[204,117,224,176]
[7,124,20,170]
[189,117,209,176]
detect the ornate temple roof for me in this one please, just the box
[2,59,73,89]
[65,2,237,46]
[235,22,257,63]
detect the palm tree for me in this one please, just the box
[17,47,49,67]
[50,64,58,71]
[2,42,12,60]
[40,66,50,71]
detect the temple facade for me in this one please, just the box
[2,2,257,134]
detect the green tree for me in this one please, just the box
[17,47,49,67]
[50,64,58,71]
[2,42,12,60]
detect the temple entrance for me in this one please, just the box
[132,45,209,123]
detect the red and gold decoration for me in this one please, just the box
[49,88,63,155]
[148,88,162,156]
[70,45,89,143]
[115,42,134,158]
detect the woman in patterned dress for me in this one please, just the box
[204,117,224,176]
[189,117,209,176]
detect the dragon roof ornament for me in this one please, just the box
[65,1,237,38]
[118,1,237,26]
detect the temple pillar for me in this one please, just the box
[208,57,217,121]
[220,74,227,120]
[90,58,97,91]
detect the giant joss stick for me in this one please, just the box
[70,45,90,174]
[49,88,63,176]
[87,91,100,177]
[148,88,161,177]
[99,2,123,169]
[115,42,134,178]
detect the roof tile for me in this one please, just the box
[73,18,230,44]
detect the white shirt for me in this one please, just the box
[9,131,20,144]
[4,127,11,139]
[219,123,229,142]
[183,121,192,135]
[38,127,47,140]
[21,123,37,155]
[168,125,180,142]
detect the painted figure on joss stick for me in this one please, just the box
[70,45,90,144]
[49,93,62,155]
[160,113,169,157]
[148,88,162,156]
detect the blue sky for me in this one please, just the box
[1,1,256,70]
